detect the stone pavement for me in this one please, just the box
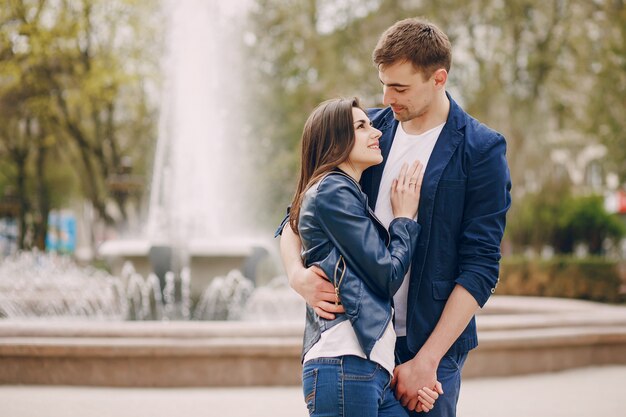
[1,365,624,417]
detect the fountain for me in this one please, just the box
[0,252,127,320]
[0,252,304,322]
[1,261,625,387]
[98,0,270,298]
[0,0,302,327]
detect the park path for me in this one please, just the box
[1,365,625,417]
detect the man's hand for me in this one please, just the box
[391,352,441,411]
[279,223,344,319]
[391,285,476,412]
[290,265,345,319]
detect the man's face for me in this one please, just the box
[378,61,435,123]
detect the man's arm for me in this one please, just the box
[393,132,511,411]
[279,223,344,319]
[392,285,478,410]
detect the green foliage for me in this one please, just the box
[507,183,625,254]
[506,181,568,252]
[0,0,163,249]
[584,1,626,182]
[499,256,625,303]
[247,0,626,230]
[246,0,422,226]
[559,195,625,254]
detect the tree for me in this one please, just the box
[559,195,625,254]
[0,0,163,251]
[584,0,626,181]
[247,0,625,232]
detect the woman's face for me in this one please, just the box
[347,107,383,171]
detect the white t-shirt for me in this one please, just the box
[303,318,396,376]
[374,121,444,336]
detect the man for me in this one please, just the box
[278,18,511,416]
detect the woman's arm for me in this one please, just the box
[313,175,420,299]
[279,222,345,320]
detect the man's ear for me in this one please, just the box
[433,68,448,88]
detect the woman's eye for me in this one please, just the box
[396,89,407,93]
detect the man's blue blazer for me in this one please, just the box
[363,93,512,355]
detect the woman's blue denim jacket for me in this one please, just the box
[295,169,420,360]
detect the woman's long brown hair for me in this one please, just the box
[289,97,363,234]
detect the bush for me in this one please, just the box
[558,195,625,254]
[498,256,625,303]
[506,187,625,255]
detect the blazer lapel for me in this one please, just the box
[417,94,466,226]
[418,124,464,227]
[407,93,467,319]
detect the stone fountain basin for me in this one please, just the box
[1,296,625,387]
[97,237,276,298]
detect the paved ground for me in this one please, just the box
[1,366,625,417]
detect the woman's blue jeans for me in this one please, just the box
[302,355,408,417]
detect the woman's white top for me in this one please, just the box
[303,315,396,376]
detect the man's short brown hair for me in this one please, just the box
[373,18,451,78]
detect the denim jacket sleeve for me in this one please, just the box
[314,175,420,299]
[455,133,512,307]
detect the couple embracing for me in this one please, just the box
[276,18,511,417]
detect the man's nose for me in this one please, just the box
[382,87,394,105]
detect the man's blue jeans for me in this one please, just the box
[395,336,468,417]
[302,355,408,417]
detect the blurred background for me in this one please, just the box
[247,0,626,304]
[1,1,625,416]
[1,0,625,304]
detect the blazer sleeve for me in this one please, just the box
[455,133,512,307]
[315,176,420,299]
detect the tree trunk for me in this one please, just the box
[34,131,50,250]
[15,152,28,250]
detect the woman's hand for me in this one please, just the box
[414,381,443,413]
[391,160,424,219]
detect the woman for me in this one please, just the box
[288,97,441,416]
